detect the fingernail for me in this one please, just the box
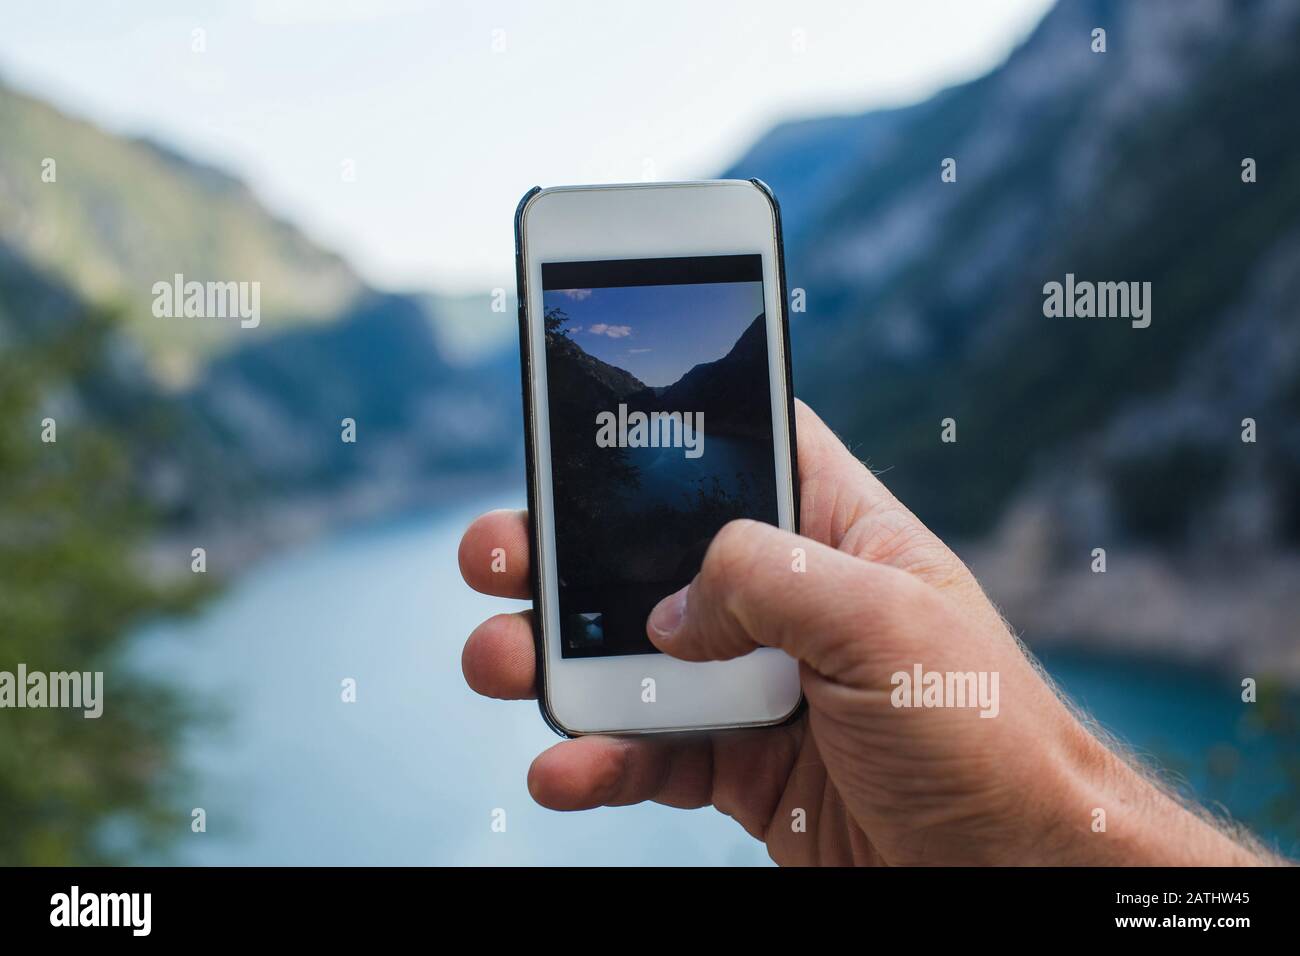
[648,585,688,638]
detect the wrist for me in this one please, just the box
[1042,721,1269,866]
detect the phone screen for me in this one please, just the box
[541,254,779,657]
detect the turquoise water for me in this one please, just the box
[127,500,1297,864]
[1034,646,1296,855]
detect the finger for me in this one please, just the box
[647,518,947,686]
[458,509,531,599]
[527,729,802,841]
[462,611,537,700]
[527,735,714,812]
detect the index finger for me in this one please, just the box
[458,508,532,599]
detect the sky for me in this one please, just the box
[544,281,765,386]
[0,0,1053,295]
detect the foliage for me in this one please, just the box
[0,306,206,864]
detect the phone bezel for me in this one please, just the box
[514,179,803,736]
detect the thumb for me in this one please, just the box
[646,518,943,686]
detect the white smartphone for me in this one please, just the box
[514,179,802,736]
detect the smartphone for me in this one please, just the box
[514,180,802,736]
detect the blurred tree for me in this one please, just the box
[0,304,204,864]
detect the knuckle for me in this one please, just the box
[700,519,767,589]
[846,508,970,593]
[852,560,941,634]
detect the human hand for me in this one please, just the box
[458,400,1267,865]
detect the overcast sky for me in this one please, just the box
[0,0,1052,295]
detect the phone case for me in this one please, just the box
[513,179,804,737]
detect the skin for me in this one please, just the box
[458,400,1271,866]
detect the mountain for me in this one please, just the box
[546,327,650,406]
[0,237,223,519]
[0,77,521,550]
[185,291,519,513]
[726,0,1300,549]
[721,0,1300,679]
[723,106,921,247]
[547,312,775,441]
[655,314,772,438]
[0,78,363,386]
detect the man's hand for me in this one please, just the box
[458,400,1267,866]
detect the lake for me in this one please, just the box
[626,433,773,511]
[126,498,1298,864]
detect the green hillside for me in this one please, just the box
[0,79,363,386]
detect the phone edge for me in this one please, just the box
[514,185,575,739]
[748,176,809,731]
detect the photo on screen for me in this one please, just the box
[542,255,778,657]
